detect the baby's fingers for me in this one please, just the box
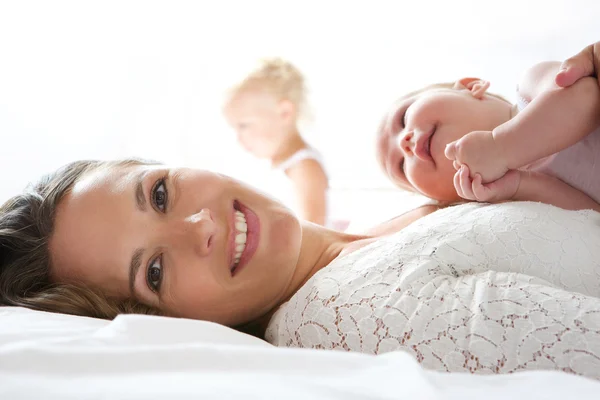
[453,169,465,199]
[472,174,494,202]
[458,166,476,200]
[445,141,458,161]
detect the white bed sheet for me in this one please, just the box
[1,306,599,400]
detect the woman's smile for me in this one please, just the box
[230,200,260,276]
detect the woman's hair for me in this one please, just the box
[228,57,308,118]
[0,158,160,319]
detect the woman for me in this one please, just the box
[1,42,600,378]
[0,158,436,328]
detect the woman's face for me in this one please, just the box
[49,164,302,326]
[224,90,288,159]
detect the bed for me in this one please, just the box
[1,305,599,399]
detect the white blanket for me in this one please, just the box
[266,202,600,379]
[4,201,600,398]
[1,306,600,399]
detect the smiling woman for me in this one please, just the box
[0,157,429,330]
[4,157,600,380]
[43,159,306,327]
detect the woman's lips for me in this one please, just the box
[231,200,259,276]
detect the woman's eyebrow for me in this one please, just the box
[135,171,147,212]
[129,247,144,300]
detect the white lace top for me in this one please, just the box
[265,202,600,379]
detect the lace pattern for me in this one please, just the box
[265,202,600,379]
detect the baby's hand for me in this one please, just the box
[445,131,509,183]
[454,165,521,203]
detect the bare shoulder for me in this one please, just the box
[518,61,561,100]
[285,158,328,189]
[362,204,441,237]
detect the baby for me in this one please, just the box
[376,59,600,211]
[223,58,329,225]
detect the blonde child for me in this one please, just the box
[376,57,600,212]
[223,58,329,225]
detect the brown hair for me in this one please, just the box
[0,159,160,319]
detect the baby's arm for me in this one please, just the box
[512,171,600,212]
[446,62,600,184]
[286,159,328,225]
[458,165,600,212]
[495,61,600,169]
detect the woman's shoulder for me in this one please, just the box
[361,204,442,237]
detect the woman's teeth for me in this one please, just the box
[233,210,248,265]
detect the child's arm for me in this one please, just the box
[455,165,600,213]
[286,159,328,225]
[446,62,600,183]
[496,61,600,169]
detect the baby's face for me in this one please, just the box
[224,91,287,160]
[376,87,512,201]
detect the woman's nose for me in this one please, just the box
[398,131,414,155]
[180,208,216,257]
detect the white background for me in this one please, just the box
[1,0,599,218]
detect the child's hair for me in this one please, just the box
[0,158,161,320]
[228,57,308,118]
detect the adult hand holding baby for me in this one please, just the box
[446,40,600,204]
[555,41,600,88]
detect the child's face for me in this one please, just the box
[376,87,512,201]
[224,91,288,160]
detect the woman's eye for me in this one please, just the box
[402,108,408,127]
[151,178,168,213]
[147,255,163,293]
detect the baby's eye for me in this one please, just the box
[402,106,410,128]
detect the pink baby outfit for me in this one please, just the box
[518,94,600,203]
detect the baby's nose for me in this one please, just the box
[398,131,414,154]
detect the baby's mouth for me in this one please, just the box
[426,126,436,164]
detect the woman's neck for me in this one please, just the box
[244,204,441,337]
[284,222,370,300]
[270,129,307,168]
[246,222,372,336]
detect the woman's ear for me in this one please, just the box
[453,77,491,99]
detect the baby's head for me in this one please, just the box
[224,58,307,159]
[376,78,513,202]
